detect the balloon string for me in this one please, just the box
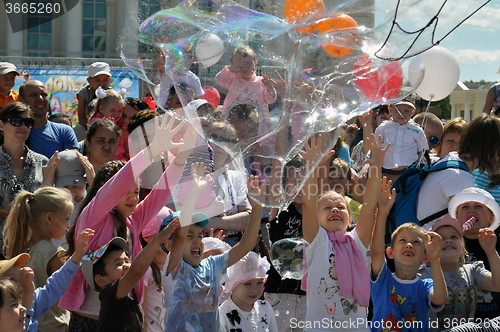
[417,98,433,166]
[374,0,491,61]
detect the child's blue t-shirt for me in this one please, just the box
[370,262,436,332]
[165,252,228,332]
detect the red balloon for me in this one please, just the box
[353,56,403,101]
[202,86,220,109]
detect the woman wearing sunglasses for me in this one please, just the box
[0,102,50,240]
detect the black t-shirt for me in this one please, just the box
[464,232,500,320]
[265,203,306,295]
[98,279,143,332]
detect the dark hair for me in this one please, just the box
[93,245,125,292]
[65,160,127,258]
[0,279,21,308]
[167,83,195,108]
[127,110,159,135]
[282,155,307,184]
[378,105,390,116]
[125,97,150,112]
[458,114,500,175]
[139,235,162,290]
[0,102,33,121]
[227,104,258,123]
[86,118,121,143]
[49,113,72,126]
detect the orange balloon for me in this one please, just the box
[284,0,325,34]
[315,14,358,57]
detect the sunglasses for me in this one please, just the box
[6,116,35,129]
[429,136,440,146]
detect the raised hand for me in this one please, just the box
[247,175,266,209]
[149,112,186,158]
[300,134,335,172]
[424,231,443,262]
[478,228,498,253]
[191,162,210,193]
[158,217,180,243]
[72,228,95,264]
[365,133,388,169]
[208,228,226,241]
[77,152,95,185]
[262,74,277,97]
[378,177,396,213]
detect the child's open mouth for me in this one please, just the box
[402,251,414,257]
[191,248,201,257]
[442,245,456,250]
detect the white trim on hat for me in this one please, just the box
[448,187,500,231]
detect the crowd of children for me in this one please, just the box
[1,49,500,332]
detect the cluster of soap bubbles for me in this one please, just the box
[121,0,488,210]
[121,0,489,279]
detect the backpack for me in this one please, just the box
[385,159,469,244]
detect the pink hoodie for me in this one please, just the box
[59,150,184,311]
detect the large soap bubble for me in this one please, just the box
[271,238,310,280]
[121,0,488,211]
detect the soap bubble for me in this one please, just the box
[271,238,310,280]
[121,0,488,211]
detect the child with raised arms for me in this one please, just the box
[419,217,500,331]
[300,133,387,332]
[371,178,447,332]
[59,113,196,331]
[163,163,265,332]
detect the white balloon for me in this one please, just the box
[195,34,224,68]
[410,46,460,102]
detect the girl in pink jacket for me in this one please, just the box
[59,114,197,331]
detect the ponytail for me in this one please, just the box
[3,187,73,258]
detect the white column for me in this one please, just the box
[106,0,116,57]
[5,0,23,56]
[451,104,457,119]
[64,0,83,57]
[464,103,471,123]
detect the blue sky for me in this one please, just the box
[375,0,499,82]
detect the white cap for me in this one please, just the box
[448,187,500,231]
[88,62,111,78]
[0,62,20,76]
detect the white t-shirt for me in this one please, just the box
[416,152,474,230]
[375,119,428,169]
[304,228,370,332]
[219,297,278,332]
[143,267,166,332]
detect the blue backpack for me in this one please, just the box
[385,159,469,244]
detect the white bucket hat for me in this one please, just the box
[448,187,500,231]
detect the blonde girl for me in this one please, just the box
[419,217,500,331]
[3,187,74,332]
[89,88,125,127]
[300,134,386,332]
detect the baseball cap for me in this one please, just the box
[81,237,127,291]
[0,253,30,276]
[54,150,86,187]
[430,217,463,236]
[88,62,111,78]
[394,98,415,108]
[0,62,20,76]
[448,187,500,231]
[161,211,209,229]
[142,207,174,238]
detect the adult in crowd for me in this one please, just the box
[483,78,500,114]
[435,117,468,159]
[80,119,120,173]
[417,114,500,231]
[0,102,53,258]
[18,80,79,158]
[412,112,444,154]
